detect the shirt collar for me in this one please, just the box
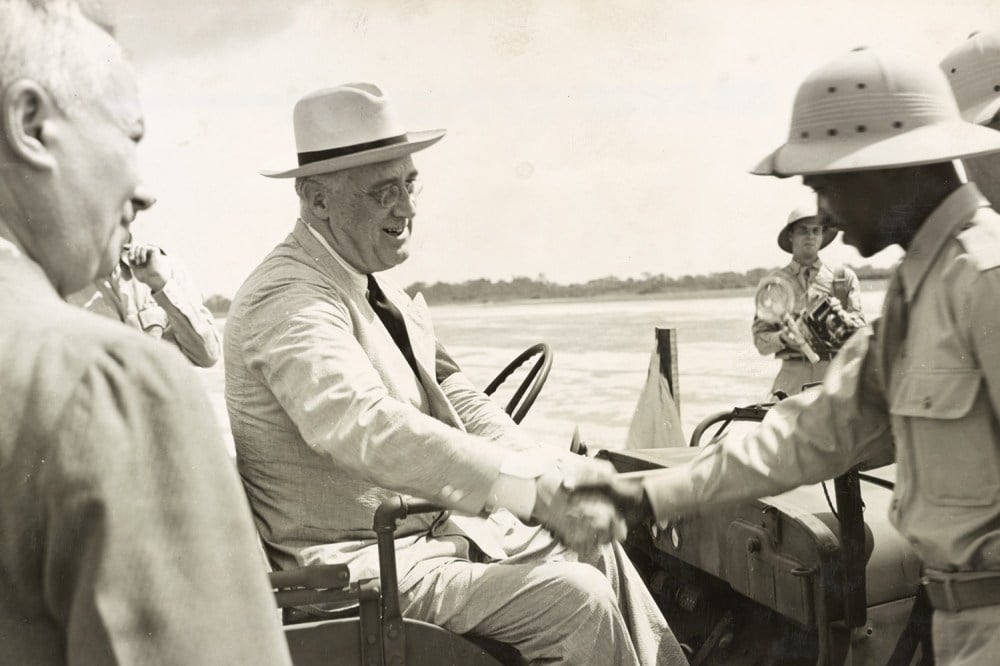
[788,258,823,274]
[898,183,989,303]
[302,219,368,291]
[0,235,21,260]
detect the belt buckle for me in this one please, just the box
[922,572,959,613]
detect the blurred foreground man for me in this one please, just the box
[225,83,685,665]
[0,2,290,663]
[597,48,1000,665]
[751,203,863,397]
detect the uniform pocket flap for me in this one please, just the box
[890,369,981,419]
[137,305,168,331]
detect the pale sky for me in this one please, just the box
[113,0,1000,297]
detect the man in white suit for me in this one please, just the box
[224,83,685,665]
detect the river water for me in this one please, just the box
[200,285,887,452]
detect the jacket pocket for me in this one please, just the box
[137,305,168,335]
[890,369,999,506]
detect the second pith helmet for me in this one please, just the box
[941,30,1000,125]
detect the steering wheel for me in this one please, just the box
[688,404,771,447]
[483,343,553,424]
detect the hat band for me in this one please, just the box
[297,133,409,166]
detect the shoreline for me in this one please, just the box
[423,278,890,308]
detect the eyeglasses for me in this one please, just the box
[366,179,423,208]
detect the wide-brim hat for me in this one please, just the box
[941,30,1000,125]
[261,82,445,178]
[777,204,837,253]
[753,47,1000,177]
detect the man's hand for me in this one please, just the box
[123,243,173,292]
[534,477,626,555]
[598,477,656,529]
[827,298,866,329]
[564,474,656,531]
[532,457,625,555]
[778,322,807,350]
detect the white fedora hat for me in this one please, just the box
[261,82,445,179]
[753,47,1000,177]
[941,30,1000,125]
[776,203,837,253]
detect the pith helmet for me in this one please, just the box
[941,30,1000,125]
[777,204,837,253]
[753,47,1000,176]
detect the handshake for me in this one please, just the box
[531,457,655,556]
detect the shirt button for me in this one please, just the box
[923,397,932,409]
[441,485,464,503]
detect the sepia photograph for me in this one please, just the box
[3,0,1000,663]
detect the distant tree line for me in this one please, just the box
[404,264,893,304]
[205,294,232,317]
[203,264,893,314]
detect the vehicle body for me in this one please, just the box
[603,408,927,666]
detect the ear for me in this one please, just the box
[301,179,332,221]
[1,80,59,171]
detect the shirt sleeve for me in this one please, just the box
[752,314,784,356]
[435,344,565,518]
[967,267,1000,422]
[42,345,290,665]
[151,269,222,368]
[643,326,894,526]
[845,268,865,320]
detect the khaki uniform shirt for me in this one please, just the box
[68,263,221,368]
[752,260,864,360]
[644,184,1000,573]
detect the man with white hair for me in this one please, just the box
[943,30,1000,210]
[0,2,290,663]
[592,47,1000,663]
[226,82,685,665]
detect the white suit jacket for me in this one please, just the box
[225,220,545,584]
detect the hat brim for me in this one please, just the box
[777,219,837,253]
[960,96,1000,126]
[260,129,446,178]
[751,121,1000,177]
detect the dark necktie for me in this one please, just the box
[366,274,420,377]
[800,265,814,290]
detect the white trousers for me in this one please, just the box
[398,525,687,665]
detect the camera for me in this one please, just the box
[798,296,864,356]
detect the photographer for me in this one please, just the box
[751,204,865,397]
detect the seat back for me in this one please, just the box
[268,496,525,665]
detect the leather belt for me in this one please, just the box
[780,353,835,363]
[922,570,1000,613]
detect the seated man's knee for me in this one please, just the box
[542,561,619,617]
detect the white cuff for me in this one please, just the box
[487,454,549,520]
